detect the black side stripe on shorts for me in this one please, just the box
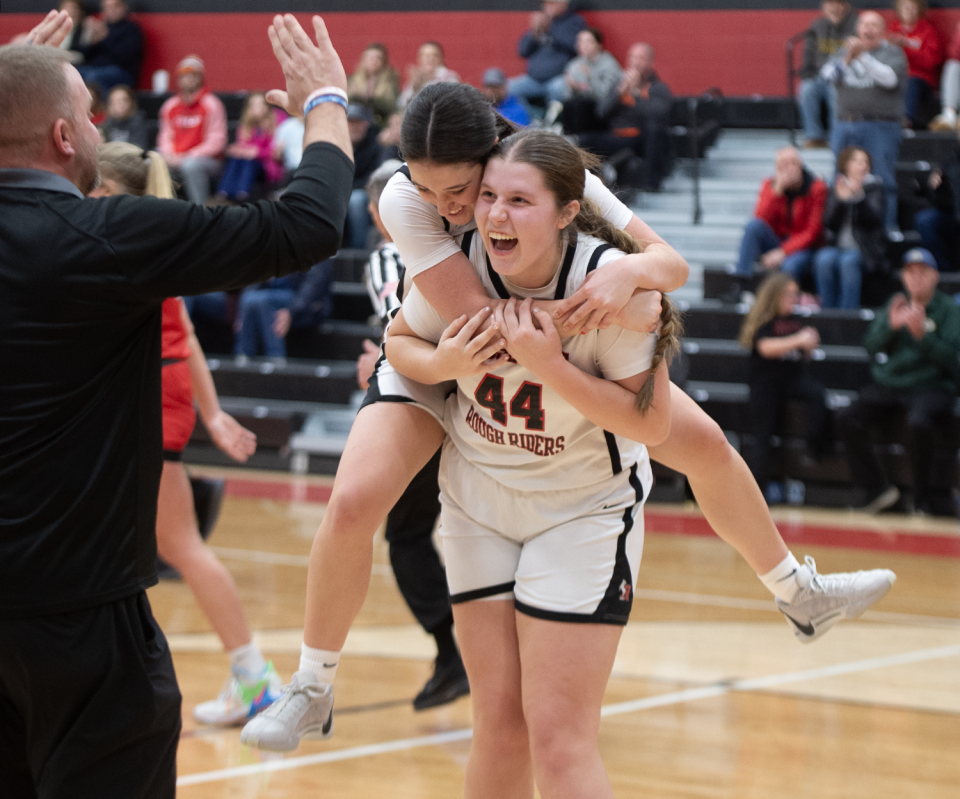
[585,243,614,275]
[514,462,645,627]
[551,236,579,300]
[603,431,622,475]
[450,581,516,604]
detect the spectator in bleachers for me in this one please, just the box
[821,11,907,231]
[272,114,305,185]
[815,146,886,308]
[837,248,960,514]
[99,84,149,150]
[509,0,586,119]
[158,55,227,205]
[735,147,828,281]
[378,110,403,161]
[797,0,858,148]
[398,41,460,109]
[215,93,283,202]
[930,22,960,131]
[58,0,87,64]
[481,68,530,127]
[75,0,143,94]
[739,273,830,505]
[233,263,334,360]
[86,80,106,126]
[559,27,622,135]
[346,103,385,249]
[912,152,960,272]
[888,0,943,129]
[578,43,672,192]
[347,43,400,128]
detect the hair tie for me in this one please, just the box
[141,149,150,161]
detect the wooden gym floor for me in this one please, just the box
[152,467,960,798]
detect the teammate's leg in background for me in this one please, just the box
[156,460,279,725]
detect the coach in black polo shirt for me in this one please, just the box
[0,15,353,798]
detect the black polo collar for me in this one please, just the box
[0,168,84,199]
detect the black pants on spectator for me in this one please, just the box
[578,123,671,190]
[560,97,607,135]
[836,383,955,505]
[384,448,451,638]
[748,373,829,491]
[0,592,181,799]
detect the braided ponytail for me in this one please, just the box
[633,294,683,413]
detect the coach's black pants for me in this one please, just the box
[0,592,181,799]
[836,383,955,504]
[384,448,452,637]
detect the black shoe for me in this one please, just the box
[413,655,470,711]
[191,476,226,540]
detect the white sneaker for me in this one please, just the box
[776,555,897,644]
[776,557,896,643]
[193,661,282,726]
[239,670,334,752]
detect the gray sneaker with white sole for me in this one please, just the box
[776,556,897,643]
[240,670,334,752]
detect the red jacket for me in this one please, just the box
[888,17,943,86]
[754,172,828,255]
[157,89,227,159]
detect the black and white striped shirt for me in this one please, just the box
[364,240,405,326]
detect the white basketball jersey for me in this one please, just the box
[401,231,656,493]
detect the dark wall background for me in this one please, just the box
[4,3,960,96]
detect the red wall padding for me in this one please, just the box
[4,9,960,97]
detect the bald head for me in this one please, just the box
[626,43,655,76]
[774,147,804,191]
[0,45,73,164]
[857,11,886,48]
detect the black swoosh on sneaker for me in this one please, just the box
[781,610,816,637]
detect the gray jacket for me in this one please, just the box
[563,51,623,102]
[821,41,907,121]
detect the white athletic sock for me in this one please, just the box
[229,641,267,681]
[300,643,340,686]
[758,553,813,604]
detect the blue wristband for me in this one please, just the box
[304,94,347,117]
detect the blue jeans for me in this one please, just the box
[914,207,958,272]
[182,292,228,324]
[736,218,814,280]
[797,78,836,141]
[234,288,294,357]
[814,246,862,309]
[77,64,134,94]
[347,187,373,249]
[904,76,934,127]
[831,120,901,229]
[508,73,568,118]
[216,158,262,200]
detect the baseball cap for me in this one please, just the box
[346,103,372,122]
[483,68,507,87]
[902,247,938,271]
[176,55,205,76]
